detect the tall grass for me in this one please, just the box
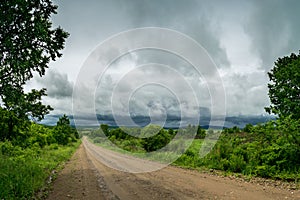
[0,141,81,200]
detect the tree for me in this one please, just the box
[141,124,162,137]
[265,52,300,119]
[141,125,172,152]
[100,124,109,136]
[53,115,79,145]
[196,126,206,139]
[57,114,70,126]
[0,0,69,139]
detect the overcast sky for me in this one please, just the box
[26,0,300,119]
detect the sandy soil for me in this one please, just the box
[47,138,300,200]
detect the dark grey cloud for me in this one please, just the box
[92,49,214,118]
[39,0,300,117]
[52,0,231,71]
[36,70,73,99]
[245,0,300,70]
[118,0,231,68]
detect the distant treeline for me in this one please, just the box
[85,124,207,152]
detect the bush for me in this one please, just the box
[201,117,300,179]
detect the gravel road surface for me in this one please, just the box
[47,138,300,200]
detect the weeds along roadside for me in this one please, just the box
[0,115,81,200]
[0,139,81,199]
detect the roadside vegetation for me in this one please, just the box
[0,0,79,199]
[176,117,300,181]
[0,115,80,199]
[84,118,299,182]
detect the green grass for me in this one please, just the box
[172,139,205,167]
[0,140,81,200]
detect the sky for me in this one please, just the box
[25,0,300,123]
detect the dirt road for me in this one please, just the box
[47,138,300,200]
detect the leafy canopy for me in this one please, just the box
[0,0,69,121]
[265,52,300,119]
[0,0,68,140]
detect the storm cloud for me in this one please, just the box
[36,70,73,99]
[30,0,300,120]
